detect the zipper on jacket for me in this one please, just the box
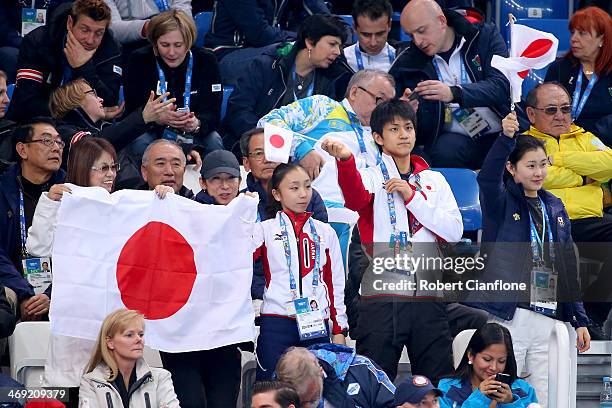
[272,62,288,109]
[105,392,113,408]
[144,393,151,408]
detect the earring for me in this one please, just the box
[308,48,311,61]
[468,360,473,365]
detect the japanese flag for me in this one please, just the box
[50,187,259,352]
[491,24,559,102]
[264,122,294,163]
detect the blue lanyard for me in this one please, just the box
[156,50,193,109]
[152,0,169,11]
[379,159,401,252]
[19,190,28,258]
[432,57,468,86]
[571,67,598,120]
[354,45,395,70]
[278,213,320,299]
[347,110,368,155]
[528,198,555,265]
[291,68,315,102]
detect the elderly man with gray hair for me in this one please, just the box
[276,345,395,408]
[140,139,194,198]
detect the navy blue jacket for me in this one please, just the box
[309,343,396,408]
[389,9,511,148]
[0,164,64,301]
[204,0,329,54]
[6,3,122,122]
[223,44,352,147]
[544,57,612,147]
[241,171,328,299]
[469,134,589,327]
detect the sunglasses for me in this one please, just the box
[531,105,572,115]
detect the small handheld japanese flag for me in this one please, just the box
[491,23,558,102]
[264,122,294,163]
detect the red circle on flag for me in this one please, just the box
[520,39,553,59]
[270,134,285,148]
[116,221,197,320]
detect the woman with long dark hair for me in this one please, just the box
[438,323,538,407]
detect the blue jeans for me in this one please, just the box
[256,315,330,380]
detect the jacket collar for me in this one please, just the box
[194,189,217,204]
[380,152,430,175]
[279,210,313,234]
[64,108,103,131]
[526,124,584,140]
[246,173,268,200]
[85,358,152,385]
[0,164,65,210]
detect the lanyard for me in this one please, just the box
[571,67,598,120]
[291,69,315,102]
[432,57,468,86]
[278,213,321,299]
[156,51,193,109]
[528,197,555,265]
[347,110,368,155]
[354,44,395,70]
[19,190,28,258]
[152,0,170,11]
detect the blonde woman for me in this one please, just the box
[79,309,180,408]
[50,78,174,165]
[124,9,223,160]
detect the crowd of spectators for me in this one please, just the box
[0,0,610,407]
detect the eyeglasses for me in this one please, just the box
[23,138,65,149]
[84,88,98,98]
[91,163,121,173]
[531,105,572,115]
[247,150,266,161]
[358,86,384,105]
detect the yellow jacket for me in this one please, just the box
[524,124,612,220]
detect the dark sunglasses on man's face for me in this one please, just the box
[531,105,572,115]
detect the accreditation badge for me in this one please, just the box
[294,297,327,341]
[453,108,490,138]
[21,8,46,36]
[22,256,52,294]
[530,266,558,317]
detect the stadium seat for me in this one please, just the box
[7,83,14,100]
[514,18,571,55]
[495,0,573,29]
[339,15,357,43]
[452,329,476,369]
[521,65,549,101]
[194,12,213,48]
[432,168,482,232]
[9,322,50,386]
[221,85,233,120]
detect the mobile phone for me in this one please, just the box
[495,373,512,385]
[407,91,420,101]
[176,107,189,113]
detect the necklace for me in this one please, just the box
[295,72,311,91]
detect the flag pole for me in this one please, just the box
[508,13,516,111]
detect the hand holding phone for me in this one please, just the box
[495,373,512,385]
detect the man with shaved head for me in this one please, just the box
[390,0,512,169]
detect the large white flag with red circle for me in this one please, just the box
[491,23,559,102]
[49,187,258,352]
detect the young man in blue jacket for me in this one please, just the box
[390,0,511,169]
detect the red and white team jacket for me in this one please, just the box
[253,211,348,335]
[336,153,463,245]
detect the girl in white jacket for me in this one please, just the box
[79,309,180,408]
[253,163,348,380]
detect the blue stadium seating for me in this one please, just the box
[495,0,573,29]
[339,15,357,43]
[221,85,233,120]
[7,83,14,100]
[194,12,213,48]
[431,168,482,232]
